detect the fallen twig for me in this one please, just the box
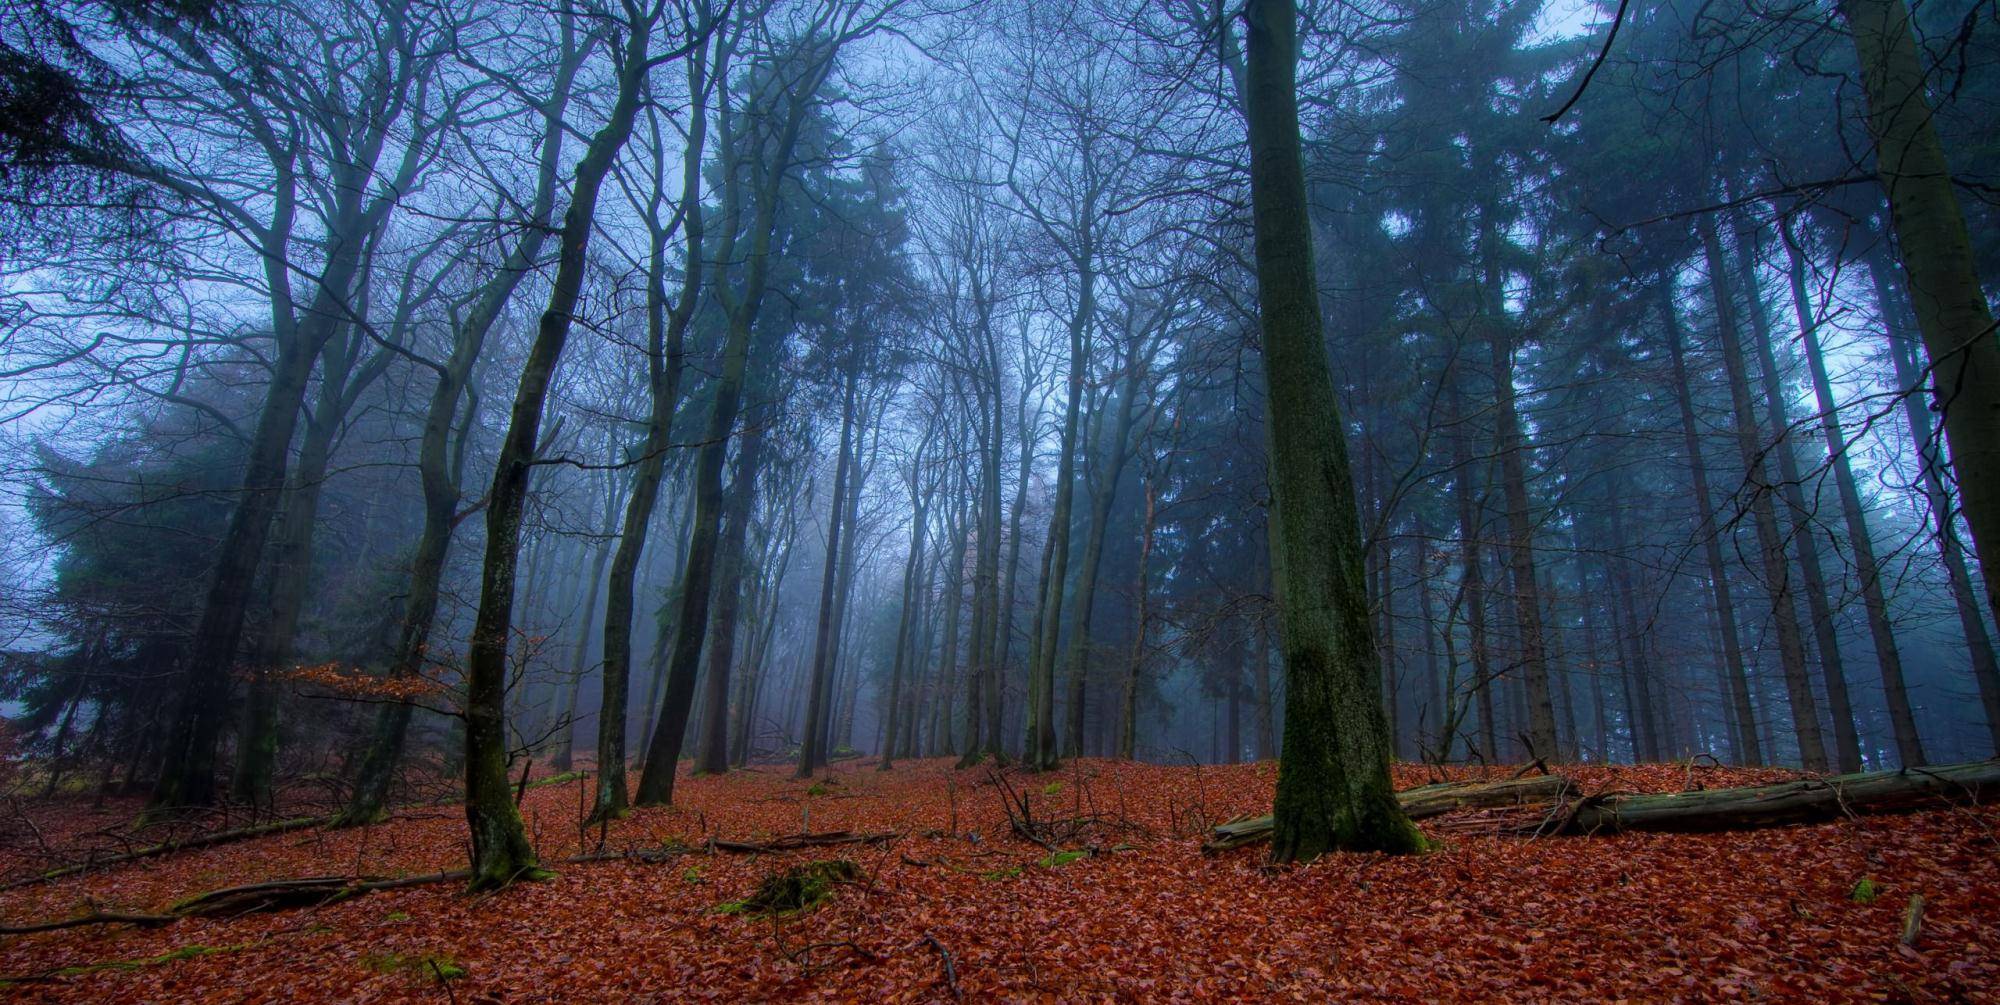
[917,932,963,1002]
[0,816,327,892]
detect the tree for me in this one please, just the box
[1839,0,2000,636]
[1240,0,1423,861]
[459,0,697,889]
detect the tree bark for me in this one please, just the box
[1485,286,1560,762]
[1733,221,1862,771]
[1559,759,2000,834]
[1242,0,1422,860]
[798,368,859,777]
[1659,285,1762,765]
[1840,0,2000,640]
[694,424,764,775]
[1874,257,2000,753]
[1698,215,1829,773]
[1781,221,1924,766]
[459,18,653,887]
[592,44,712,818]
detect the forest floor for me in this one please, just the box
[0,757,1996,1002]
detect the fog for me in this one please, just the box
[1,0,1996,837]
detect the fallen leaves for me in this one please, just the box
[0,757,1993,1001]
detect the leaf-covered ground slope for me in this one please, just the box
[1,758,1995,1001]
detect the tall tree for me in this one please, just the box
[1241,0,1422,861]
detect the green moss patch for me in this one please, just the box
[362,950,467,984]
[718,859,862,916]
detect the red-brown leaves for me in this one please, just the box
[1,758,1994,1001]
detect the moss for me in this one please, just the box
[1851,876,1880,904]
[980,865,1024,881]
[720,859,861,916]
[384,911,411,922]
[1039,850,1088,869]
[363,951,467,984]
[525,770,587,790]
[682,865,706,885]
[0,942,252,987]
[1041,781,1063,796]
[805,781,832,797]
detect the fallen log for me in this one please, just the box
[171,871,472,917]
[0,832,902,935]
[710,831,900,854]
[1205,775,1576,851]
[1549,759,2000,835]
[0,906,178,935]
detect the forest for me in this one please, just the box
[0,0,1997,998]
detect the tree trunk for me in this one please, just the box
[1698,215,1829,773]
[880,442,934,771]
[1603,492,1659,762]
[693,425,764,775]
[592,52,709,818]
[1206,774,1572,851]
[1840,0,2000,639]
[1027,292,1091,772]
[1780,221,1925,766]
[149,273,346,813]
[994,378,1039,760]
[459,23,652,887]
[1449,382,1497,762]
[635,42,835,804]
[1734,221,1862,771]
[1242,0,1422,860]
[1874,258,2000,753]
[1060,349,1143,756]
[229,364,344,809]
[1485,296,1560,762]
[555,532,613,772]
[1118,474,1156,760]
[798,369,859,777]
[1560,759,2000,834]
[1659,285,1762,765]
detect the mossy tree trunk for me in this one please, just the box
[1873,254,2000,754]
[460,17,655,889]
[1241,0,1424,862]
[1840,0,2000,640]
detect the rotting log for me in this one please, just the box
[1550,759,2000,835]
[170,871,472,917]
[0,906,178,935]
[1205,775,1576,851]
[1206,759,2000,850]
[0,832,901,935]
[710,831,899,854]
